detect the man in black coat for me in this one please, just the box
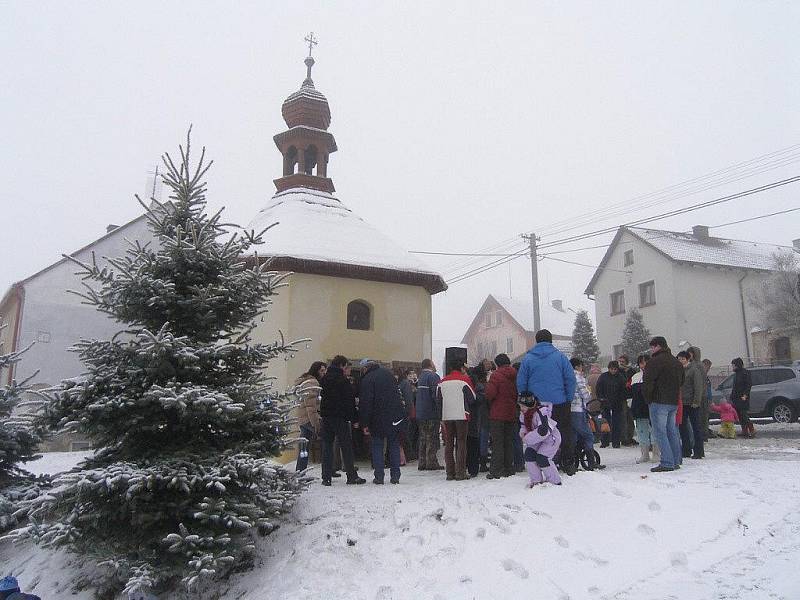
[319,355,366,486]
[730,357,754,438]
[359,359,406,484]
[643,336,685,472]
[596,361,629,448]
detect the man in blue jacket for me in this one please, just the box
[517,329,577,476]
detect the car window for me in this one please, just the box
[717,375,733,390]
[770,368,797,384]
[750,370,768,386]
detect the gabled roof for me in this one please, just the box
[246,187,446,293]
[585,226,795,295]
[1,211,150,306]
[461,294,576,344]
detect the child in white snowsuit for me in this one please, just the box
[519,396,562,486]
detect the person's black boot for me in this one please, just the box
[347,474,367,485]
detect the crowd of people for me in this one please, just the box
[292,330,756,486]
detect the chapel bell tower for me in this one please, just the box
[273,32,337,194]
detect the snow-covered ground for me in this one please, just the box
[4,424,800,600]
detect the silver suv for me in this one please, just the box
[711,366,800,423]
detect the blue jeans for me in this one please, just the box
[649,403,682,469]
[371,430,401,483]
[634,418,652,449]
[479,425,490,460]
[571,412,594,454]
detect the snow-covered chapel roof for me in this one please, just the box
[246,187,447,293]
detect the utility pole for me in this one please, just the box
[522,233,541,332]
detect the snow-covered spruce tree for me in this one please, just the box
[10,132,308,596]
[0,339,47,531]
[620,308,651,359]
[571,310,600,364]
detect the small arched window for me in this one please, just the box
[347,300,371,331]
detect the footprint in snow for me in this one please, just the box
[501,558,530,579]
[611,487,632,499]
[669,551,688,568]
[636,524,656,537]
[503,503,522,512]
[485,516,511,534]
[554,535,570,548]
[648,500,661,512]
[476,527,486,539]
[574,551,609,567]
[498,512,516,524]
[375,585,393,600]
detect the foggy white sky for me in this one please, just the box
[2,2,799,361]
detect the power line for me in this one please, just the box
[537,175,800,251]
[447,143,800,265]
[410,250,522,257]
[710,206,800,230]
[443,175,800,285]
[540,255,629,273]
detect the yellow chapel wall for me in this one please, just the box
[250,271,433,463]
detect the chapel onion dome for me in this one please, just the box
[281,56,332,130]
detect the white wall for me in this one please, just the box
[593,231,677,358]
[18,217,155,385]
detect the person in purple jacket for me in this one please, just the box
[519,395,562,486]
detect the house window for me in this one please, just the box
[495,311,503,326]
[623,250,634,267]
[613,344,624,359]
[485,313,492,328]
[610,291,625,315]
[639,281,656,307]
[477,342,485,358]
[506,337,514,354]
[490,340,497,357]
[346,300,371,331]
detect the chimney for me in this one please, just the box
[793,238,800,251]
[551,299,564,312]
[106,224,119,233]
[692,225,710,241]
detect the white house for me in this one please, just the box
[0,216,156,390]
[584,225,797,371]
[461,294,577,364]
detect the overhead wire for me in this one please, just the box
[443,175,800,286]
[434,143,800,279]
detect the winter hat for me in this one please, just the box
[358,358,376,368]
[517,393,539,408]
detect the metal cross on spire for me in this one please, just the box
[304,32,318,58]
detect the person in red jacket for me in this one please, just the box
[485,353,518,479]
